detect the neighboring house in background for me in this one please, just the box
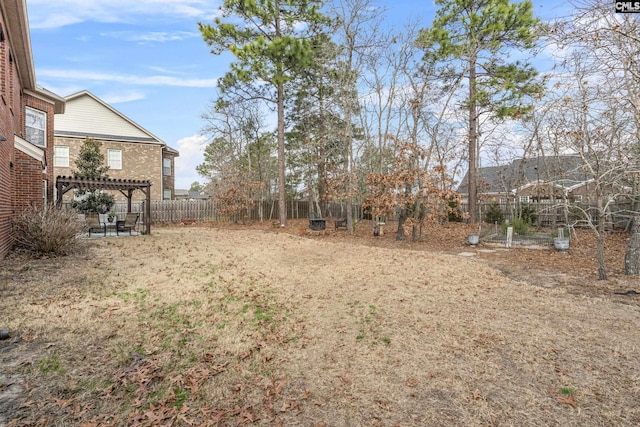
[457,155,597,208]
[174,189,210,200]
[0,0,65,259]
[53,91,179,202]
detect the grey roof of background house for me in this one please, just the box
[174,189,210,199]
[457,155,594,194]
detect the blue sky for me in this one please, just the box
[26,0,568,189]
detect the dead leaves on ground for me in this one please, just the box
[557,394,578,408]
[81,352,310,426]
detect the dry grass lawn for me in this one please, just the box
[0,220,639,426]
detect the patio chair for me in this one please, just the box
[85,213,105,237]
[117,213,139,235]
[335,217,347,230]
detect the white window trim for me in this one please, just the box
[163,158,172,176]
[25,106,47,147]
[107,149,122,170]
[54,146,70,167]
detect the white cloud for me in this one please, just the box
[32,13,84,29]
[26,0,220,29]
[37,69,218,88]
[146,66,185,75]
[174,133,208,188]
[101,31,201,44]
[102,91,146,104]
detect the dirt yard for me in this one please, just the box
[0,219,639,426]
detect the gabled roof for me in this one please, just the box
[25,86,66,114]
[164,146,180,156]
[54,91,166,145]
[457,155,595,195]
[14,135,45,164]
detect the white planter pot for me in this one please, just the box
[468,233,480,246]
[553,237,570,252]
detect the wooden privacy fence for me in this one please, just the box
[147,200,361,223]
[68,199,634,230]
[63,199,362,225]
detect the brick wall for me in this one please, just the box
[13,149,43,213]
[23,94,55,205]
[0,14,58,259]
[0,12,22,259]
[55,136,164,201]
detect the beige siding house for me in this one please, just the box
[53,91,178,201]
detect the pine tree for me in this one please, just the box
[71,138,114,214]
[199,0,330,226]
[417,0,543,222]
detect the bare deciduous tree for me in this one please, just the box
[545,0,640,278]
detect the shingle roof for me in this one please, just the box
[457,155,594,194]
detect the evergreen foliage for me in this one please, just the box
[484,202,504,224]
[416,0,543,222]
[71,138,115,214]
[198,0,330,226]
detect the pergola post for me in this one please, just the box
[146,187,151,235]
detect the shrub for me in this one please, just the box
[71,191,114,214]
[519,203,537,225]
[502,217,530,235]
[13,205,84,256]
[447,201,464,222]
[485,202,504,224]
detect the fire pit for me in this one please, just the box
[308,212,326,231]
[309,218,326,231]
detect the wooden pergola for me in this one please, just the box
[55,176,152,235]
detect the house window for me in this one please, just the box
[163,189,172,200]
[163,158,171,176]
[54,146,69,167]
[499,197,507,205]
[25,107,46,147]
[519,195,531,204]
[107,149,122,169]
[574,195,583,203]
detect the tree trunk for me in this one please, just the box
[396,210,405,241]
[596,196,607,280]
[344,95,354,234]
[625,212,640,275]
[468,55,478,223]
[274,1,286,227]
[277,82,287,226]
[596,232,607,280]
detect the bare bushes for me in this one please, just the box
[13,205,85,256]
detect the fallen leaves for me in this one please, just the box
[557,394,578,408]
[405,377,418,388]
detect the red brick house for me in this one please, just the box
[0,0,65,259]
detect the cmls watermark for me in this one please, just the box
[616,1,640,12]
